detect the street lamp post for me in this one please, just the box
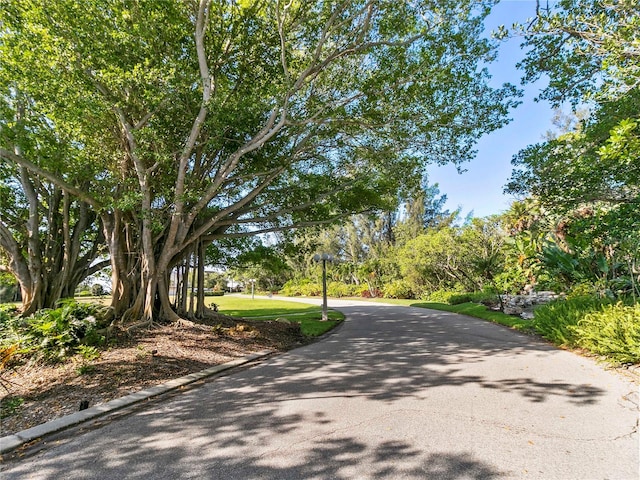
[313,253,334,321]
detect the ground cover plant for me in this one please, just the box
[572,303,640,364]
[530,296,613,347]
[531,296,640,364]
[0,300,111,365]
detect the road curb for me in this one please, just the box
[0,350,273,455]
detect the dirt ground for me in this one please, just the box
[0,316,308,437]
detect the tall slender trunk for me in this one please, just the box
[196,239,205,318]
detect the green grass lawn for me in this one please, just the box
[210,296,343,337]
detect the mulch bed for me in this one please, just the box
[0,316,307,437]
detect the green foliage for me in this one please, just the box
[77,344,100,361]
[396,218,509,296]
[381,280,414,299]
[76,364,96,375]
[424,289,459,303]
[492,266,528,294]
[572,303,640,364]
[448,292,498,306]
[567,282,603,299]
[0,396,24,418]
[505,0,640,302]
[532,296,612,346]
[280,279,324,297]
[300,283,322,297]
[518,0,639,105]
[0,300,110,363]
[447,293,474,305]
[326,282,352,298]
[1,0,518,322]
[280,279,305,297]
[0,273,19,303]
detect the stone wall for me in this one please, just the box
[500,291,563,319]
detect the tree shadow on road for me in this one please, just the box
[1,305,615,479]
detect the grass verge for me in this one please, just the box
[210,297,344,337]
[410,302,534,331]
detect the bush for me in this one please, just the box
[0,300,111,363]
[381,280,414,299]
[300,282,322,296]
[532,296,612,347]
[91,284,105,296]
[281,279,318,296]
[280,279,303,296]
[448,291,499,306]
[492,267,528,295]
[327,282,351,298]
[424,289,458,303]
[448,293,474,305]
[572,303,640,364]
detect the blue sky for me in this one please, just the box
[428,0,556,218]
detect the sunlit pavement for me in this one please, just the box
[2,300,638,479]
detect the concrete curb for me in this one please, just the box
[0,350,273,455]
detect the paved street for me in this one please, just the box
[2,300,638,479]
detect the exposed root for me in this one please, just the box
[124,319,153,332]
[173,318,196,329]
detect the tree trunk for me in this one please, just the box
[103,212,138,320]
[196,239,205,318]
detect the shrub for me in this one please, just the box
[351,284,371,297]
[492,267,528,295]
[91,284,105,296]
[2,300,111,363]
[424,289,458,303]
[448,293,474,305]
[448,291,500,306]
[300,282,322,296]
[280,279,317,296]
[532,296,612,346]
[360,286,383,298]
[327,282,351,298]
[280,280,298,296]
[572,303,640,364]
[77,344,101,361]
[381,280,414,299]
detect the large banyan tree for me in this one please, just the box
[1,0,519,324]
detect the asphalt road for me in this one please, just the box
[2,300,638,479]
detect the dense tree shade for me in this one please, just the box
[1,0,518,323]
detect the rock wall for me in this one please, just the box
[500,291,563,319]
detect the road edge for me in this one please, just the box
[0,350,273,455]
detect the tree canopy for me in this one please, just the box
[1,0,519,322]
